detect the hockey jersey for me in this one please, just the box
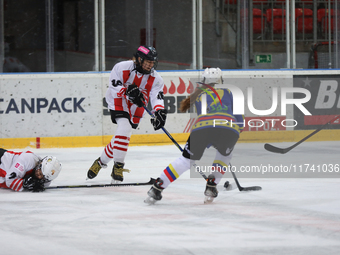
[0,150,41,192]
[192,87,244,135]
[106,60,165,124]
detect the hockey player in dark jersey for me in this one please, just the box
[145,68,244,204]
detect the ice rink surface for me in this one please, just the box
[1,141,340,255]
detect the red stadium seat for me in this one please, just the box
[253,8,266,34]
[266,8,286,34]
[317,9,340,34]
[295,8,313,34]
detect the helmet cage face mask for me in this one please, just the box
[34,163,46,181]
[134,45,158,74]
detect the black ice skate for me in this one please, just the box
[87,157,107,179]
[145,178,164,204]
[111,162,130,183]
[204,174,218,203]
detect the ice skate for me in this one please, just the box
[204,174,218,204]
[144,178,164,205]
[111,162,130,184]
[87,157,107,180]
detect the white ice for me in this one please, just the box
[1,141,340,255]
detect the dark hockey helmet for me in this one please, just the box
[134,45,158,74]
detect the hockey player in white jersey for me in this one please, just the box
[87,45,167,183]
[0,148,62,192]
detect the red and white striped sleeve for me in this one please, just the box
[5,152,39,192]
[149,72,165,112]
[8,178,24,192]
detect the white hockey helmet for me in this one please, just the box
[202,67,223,84]
[40,156,62,181]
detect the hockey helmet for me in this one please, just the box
[134,45,158,74]
[202,68,223,84]
[40,156,62,181]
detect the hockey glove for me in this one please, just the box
[151,109,167,130]
[126,84,145,107]
[23,175,45,192]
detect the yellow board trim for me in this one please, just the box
[1,130,340,149]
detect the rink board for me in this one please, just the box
[1,70,340,148]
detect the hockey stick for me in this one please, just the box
[264,115,340,154]
[46,178,156,190]
[230,165,262,191]
[143,106,184,152]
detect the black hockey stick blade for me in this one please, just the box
[264,127,322,154]
[231,171,262,191]
[241,186,262,191]
[264,143,292,154]
[46,178,156,190]
[264,115,340,154]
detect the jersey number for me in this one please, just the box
[111,79,123,87]
[157,91,164,100]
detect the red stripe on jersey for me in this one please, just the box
[122,70,130,83]
[10,179,22,191]
[9,179,17,189]
[17,181,23,191]
[114,98,124,111]
[6,151,23,156]
[113,146,128,152]
[133,75,143,86]
[13,179,23,191]
[132,107,145,124]
[153,104,164,111]
[0,168,6,178]
[145,76,155,99]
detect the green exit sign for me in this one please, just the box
[256,54,272,63]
